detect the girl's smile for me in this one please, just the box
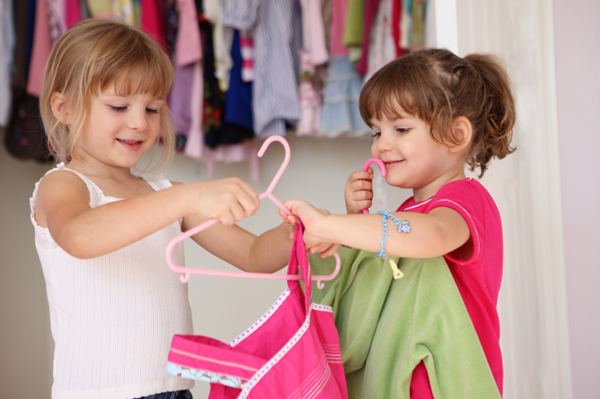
[382,159,405,168]
[116,139,144,151]
[370,111,466,201]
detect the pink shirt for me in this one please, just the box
[397,178,504,398]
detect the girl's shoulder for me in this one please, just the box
[34,162,101,203]
[436,178,492,202]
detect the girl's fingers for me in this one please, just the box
[238,180,260,208]
[307,243,339,258]
[229,202,246,223]
[321,244,340,258]
[219,211,235,226]
[236,189,259,217]
[348,171,373,184]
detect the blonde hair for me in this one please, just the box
[40,18,175,173]
[360,49,516,177]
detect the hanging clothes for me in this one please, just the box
[113,0,136,26]
[198,2,253,149]
[410,0,425,51]
[179,1,258,182]
[167,222,349,398]
[86,0,112,18]
[364,0,397,81]
[0,0,15,127]
[224,30,253,132]
[318,0,369,138]
[26,0,52,97]
[64,0,83,29]
[163,0,179,56]
[296,0,329,137]
[239,31,254,82]
[342,0,364,63]
[4,0,51,162]
[203,0,234,91]
[355,0,380,75]
[140,0,168,52]
[223,0,302,139]
[173,0,202,153]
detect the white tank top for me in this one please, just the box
[30,163,194,399]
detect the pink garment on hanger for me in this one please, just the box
[65,0,83,29]
[176,0,202,66]
[167,222,348,399]
[329,0,348,57]
[26,0,52,97]
[356,0,380,75]
[141,0,167,52]
[330,0,349,56]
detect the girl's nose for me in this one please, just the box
[375,132,392,152]
[128,109,149,131]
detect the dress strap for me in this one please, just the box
[47,163,105,207]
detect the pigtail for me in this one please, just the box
[464,54,516,176]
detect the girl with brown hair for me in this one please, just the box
[283,49,516,398]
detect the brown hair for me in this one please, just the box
[359,48,516,177]
[40,18,175,172]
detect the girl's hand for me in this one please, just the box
[281,200,338,257]
[344,168,374,214]
[187,178,260,225]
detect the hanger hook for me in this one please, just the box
[362,158,386,214]
[258,136,292,215]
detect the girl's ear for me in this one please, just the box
[449,116,473,153]
[50,92,72,125]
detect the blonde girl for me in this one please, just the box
[283,49,516,398]
[31,19,329,399]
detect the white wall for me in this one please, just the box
[0,134,54,397]
[554,1,600,398]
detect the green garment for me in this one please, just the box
[343,0,364,48]
[86,0,112,17]
[310,248,501,399]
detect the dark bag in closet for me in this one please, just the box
[4,91,52,163]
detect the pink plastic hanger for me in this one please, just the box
[361,158,386,214]
[165,136,341,289]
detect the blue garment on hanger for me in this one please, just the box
[224,30,254,131]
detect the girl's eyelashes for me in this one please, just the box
[108,105,160,114]
[371,127,409,138]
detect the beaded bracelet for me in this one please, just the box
[376,211,411,258]
[376,211,411,279]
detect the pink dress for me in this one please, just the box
[167,222,348,398]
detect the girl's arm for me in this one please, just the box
[35,171,260,259]
[182,201,339,274]
[182,214,295,273]
[284,200,472,259]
